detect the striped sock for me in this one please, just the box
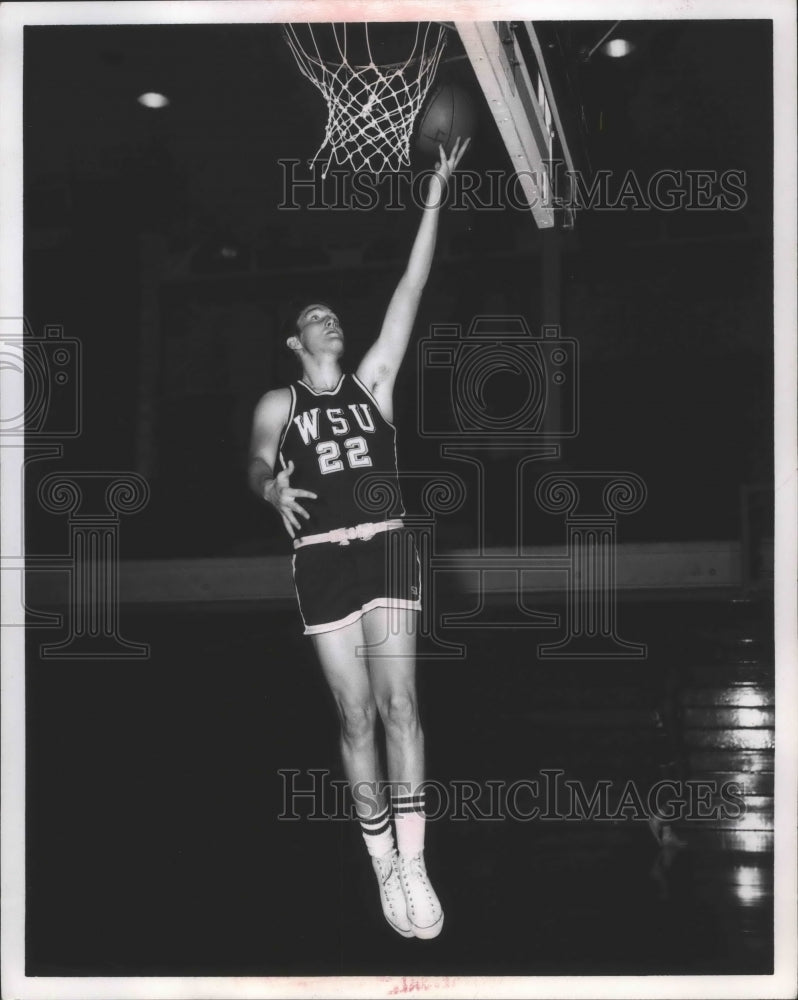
[391,791,426,858]
[359,803,394,858]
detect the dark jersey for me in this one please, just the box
[278,373,404,536]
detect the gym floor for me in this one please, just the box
[25,593,773,977]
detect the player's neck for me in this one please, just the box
[300,361,342,393]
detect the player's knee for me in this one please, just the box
[378,691,419,734]
[338,698,377,745]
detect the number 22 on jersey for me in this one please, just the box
[316,436,372,474]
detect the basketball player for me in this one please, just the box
[249,138,469,939]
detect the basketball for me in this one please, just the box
[415,83,478,158]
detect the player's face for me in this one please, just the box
[296,304,344,357]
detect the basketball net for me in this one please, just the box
[284,23,448,176]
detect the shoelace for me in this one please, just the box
[401,855,435,901]
[377,853,401,886]
[401,854,425,876]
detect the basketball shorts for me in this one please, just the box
[291,526,422,635]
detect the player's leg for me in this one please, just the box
[363,605,443,939]
[362,606,423,787]
[311,618,412,937]
[311,619,382,798]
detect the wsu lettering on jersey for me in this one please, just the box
[293,403,376,445]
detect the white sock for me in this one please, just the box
[359,803,394,858]
[391,791,426,858]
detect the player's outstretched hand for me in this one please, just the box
[264,459,317,538]
[428,136,471,205]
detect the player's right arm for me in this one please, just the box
[248,388,317,538]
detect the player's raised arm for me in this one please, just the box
[356,138,470,406]
[248,387,317,538]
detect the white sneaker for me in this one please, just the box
[372,850,414,938]
[398,851,444,939]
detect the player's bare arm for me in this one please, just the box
[248,387,318,538]
[356,137,470,420]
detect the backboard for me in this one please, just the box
[456,21,582,229]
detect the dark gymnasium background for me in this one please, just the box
[21,15,775,981]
